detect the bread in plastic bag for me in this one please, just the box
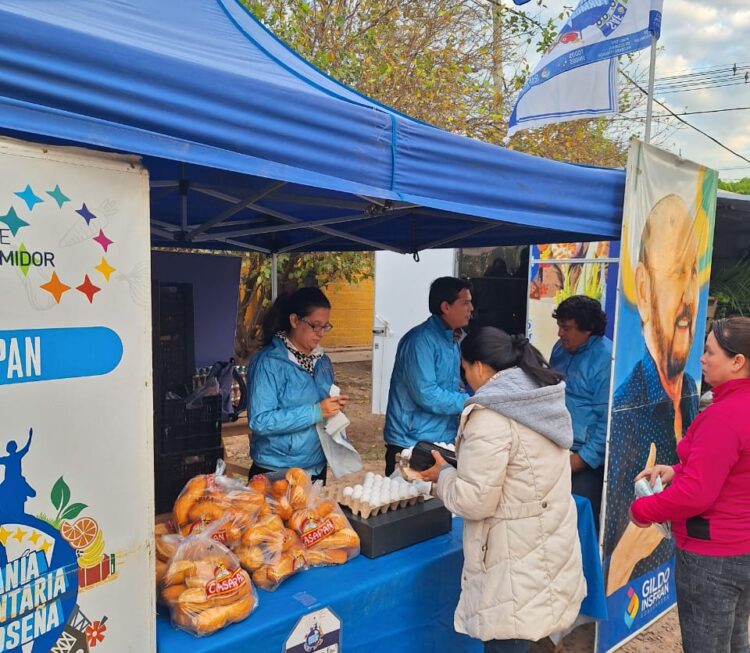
[255,467,360,568]
[160,518,258,636]
[173,460,265,548]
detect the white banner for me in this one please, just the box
[509,0,663,136]
[0,137,154,653]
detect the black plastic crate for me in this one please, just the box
[154,445,224,515]
[158,394,222,454]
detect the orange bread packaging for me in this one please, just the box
[250,468,360,578]
[173,461,265,548]
[159,518,258,637]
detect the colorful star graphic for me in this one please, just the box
[47,184,70,208]
[93,229,114,252]
[27,530,41,546]
[12,527,26,543]
[17,243,30,277]
[0,206,30,236]
[40,271,71,303]
[77,274,101,303]
[0,527,9,546]
[40,539,52,555]
[94,257,116,282]
[76,203,97,225]
[15,184,43,210]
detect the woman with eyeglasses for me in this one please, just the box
[629,317,750,653]
[247,287,346,484]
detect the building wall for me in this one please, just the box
[323,277,374,348]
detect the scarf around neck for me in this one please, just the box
[276,332,323,376]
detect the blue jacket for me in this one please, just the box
[384,315,469,448]
[247,337,333,472]
[550,335,613,469]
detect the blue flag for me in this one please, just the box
[508,0,663,136]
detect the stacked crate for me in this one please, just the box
[152,281,223,514]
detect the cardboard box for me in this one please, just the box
[342,499,452,558]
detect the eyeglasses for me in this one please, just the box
[299,318,333,334]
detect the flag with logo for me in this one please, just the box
[508,0,663,137]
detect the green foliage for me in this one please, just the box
[236,251,373,359]
[718,177,750,195]
[49,476,87,527]
[711,263,750,318]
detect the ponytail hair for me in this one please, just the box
[461,326,564,388]
[262,287,331,345]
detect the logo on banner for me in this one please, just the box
[0,427,116,651]
[1,183,117,306]
[624,587,639,628]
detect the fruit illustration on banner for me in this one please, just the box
[52,479,118,591]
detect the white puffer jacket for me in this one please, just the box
[436,367,585,642]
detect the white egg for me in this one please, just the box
[365,472,374,483]
[353,486,363,499]
[343,486,354,497]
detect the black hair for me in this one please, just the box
[552,295,607,336]
[461,326,564,388]
[711,317,750,362]
[262,287,331,345]
[428,277,472,316]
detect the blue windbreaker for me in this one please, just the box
[384,315,468,448]
[247,336,333,473]
[550,334,613,469]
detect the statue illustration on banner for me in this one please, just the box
[596,141,717,653]
[0,427,115,652]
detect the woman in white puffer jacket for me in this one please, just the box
[421,327,585,653]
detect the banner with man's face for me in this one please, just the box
[596,141,717,653]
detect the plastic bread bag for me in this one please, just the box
[243,470,310,589]
[160,518,258,637]
[284,472,360,568]
[156,529,184,596]
[173,460,266,548]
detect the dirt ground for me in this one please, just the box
[223,360,683,652]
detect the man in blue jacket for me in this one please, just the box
[383,277,473,475]
[550,295,612,530]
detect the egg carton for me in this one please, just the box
[335,488,425,520]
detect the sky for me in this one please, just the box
[521,0,750,181]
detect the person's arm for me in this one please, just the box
[435,409,510,521]
[576,353,612,469]
[19,428,33,456]
[248,360,323,436]
[631,415,740,524]
[400,337,468,416]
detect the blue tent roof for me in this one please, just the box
[0,0,626,253]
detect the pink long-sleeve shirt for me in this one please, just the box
[630,377,750,556]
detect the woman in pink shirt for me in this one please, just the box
[629,317,750,653]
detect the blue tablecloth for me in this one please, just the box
[574,494,608,621]
[157,498,606,652]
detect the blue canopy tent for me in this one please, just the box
[0,0,627,256]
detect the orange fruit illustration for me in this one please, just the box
[60,517,99,550]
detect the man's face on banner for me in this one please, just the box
[637,196,700,381]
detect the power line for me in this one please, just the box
[676,106,750,116]
[622,71,750,166]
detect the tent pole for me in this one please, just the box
[271,252,278,301]
[644,33,657,144]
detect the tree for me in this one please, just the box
[235,251,373,360]
[242,0,643,167]
[719,177,750,195]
